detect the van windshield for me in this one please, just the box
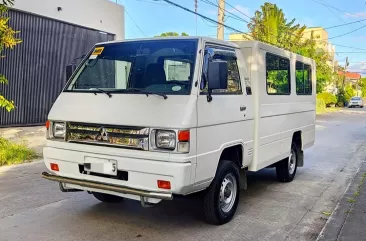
[65,39,198,95]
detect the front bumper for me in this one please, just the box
[43,146,195,197]
[42,172,173,200]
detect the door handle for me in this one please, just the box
[240,106,246,111]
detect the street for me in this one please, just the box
[1,109,366,241]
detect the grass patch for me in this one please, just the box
[347,198,356,203]
[321,211,332,216]
[0,137,39,166]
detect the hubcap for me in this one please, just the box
[288,149,297,175]
[219,173,237,213]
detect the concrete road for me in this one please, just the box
[1,108,366,241]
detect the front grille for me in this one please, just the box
[66,122,149,150]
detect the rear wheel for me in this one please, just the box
[92,192,124,203]
[203,160,240,225]
[276,143,298,182]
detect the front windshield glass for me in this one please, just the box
[65,39,198,95]
[351,97,361,100]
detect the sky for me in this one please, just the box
[114,0,366,74]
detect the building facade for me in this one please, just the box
[0,0,124,126]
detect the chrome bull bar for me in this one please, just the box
[42,172,173,200]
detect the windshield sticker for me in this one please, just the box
[172,86,182,91]
[90,47,104,59]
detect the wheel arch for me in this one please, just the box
[292,131,304,167]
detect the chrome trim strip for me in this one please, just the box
[42,172,173,200]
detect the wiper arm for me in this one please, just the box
[90,88,112,98]
[127,88,168,100]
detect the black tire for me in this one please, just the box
[203,160,240,225]
[276,143,298,182]
[92,192,124,203]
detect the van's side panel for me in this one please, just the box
[249,43,315,171]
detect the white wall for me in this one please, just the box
[12,0,124,40]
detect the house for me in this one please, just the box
[0,0,124,126]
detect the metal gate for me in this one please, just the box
[0,10,115,126]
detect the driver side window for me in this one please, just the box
[200,50,242,94]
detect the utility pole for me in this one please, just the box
[217,0,225,40]
[342,57,349,89]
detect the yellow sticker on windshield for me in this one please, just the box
[91,47,104,56]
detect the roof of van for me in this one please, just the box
[96,36,239,48]
[96,37,315,63]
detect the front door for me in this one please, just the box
[195,44,254,185]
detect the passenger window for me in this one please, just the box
[201,54,242,94]
[266,53,290,95]
[296,61,312,95]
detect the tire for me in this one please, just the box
[276,143,298,182]
[92,192,124,203]
[203,160,240,225]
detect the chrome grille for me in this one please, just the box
[66,122,149,150]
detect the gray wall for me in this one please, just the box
[0,10,114,126]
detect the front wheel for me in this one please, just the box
[276,143,298,182]
[203,160,240,225]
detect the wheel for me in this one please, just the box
[361,106,364,108]
[92,192,124,203]
[203,160,240,225]
[276,143,298,182]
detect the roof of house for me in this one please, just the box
[338,71,361,79]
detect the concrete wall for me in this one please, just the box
[12,0,124,40]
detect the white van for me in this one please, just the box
[42,37,316,225]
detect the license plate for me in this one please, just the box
[84,157,117,176]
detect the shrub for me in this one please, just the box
[0,137,38,166]
[317,92,337,107]
[345,85,356,102]
[316,97,326,114]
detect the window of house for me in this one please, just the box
[266,53,290,95]
[201,53,242,94]
[296,61,312,95]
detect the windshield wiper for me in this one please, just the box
[127,88,168,100]
[90,88,112,98]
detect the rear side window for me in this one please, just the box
[296,61,312,95]
[266,53,290,95]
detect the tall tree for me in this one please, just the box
[246,2,335,93]
[0,0,20,111]
[155,32,189,37]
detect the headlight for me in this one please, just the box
[52,122,66,139]
[152,130,176,150]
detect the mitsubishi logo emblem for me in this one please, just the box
[96,127,109,142]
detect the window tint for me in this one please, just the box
[296,61,312,95]
[201,53,242,94]
[266,53,290,95]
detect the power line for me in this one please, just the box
[200,0,249,23]
[325,19,366,30]
[329,25,366,40]
[125,9,147,37]
[225,0,251,19]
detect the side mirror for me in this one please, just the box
[208,60,228,90]
[66,64,76,81]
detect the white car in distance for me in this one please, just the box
[349,97,364,108]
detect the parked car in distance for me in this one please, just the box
[348,97,364,108]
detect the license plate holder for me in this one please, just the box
[84,157,117,176]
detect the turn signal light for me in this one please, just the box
[45,120,50,130]
[157,180,171,190]
[178,130,190,142]
[50,163,59,172]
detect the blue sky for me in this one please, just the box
[115,0,366,73]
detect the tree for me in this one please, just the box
[0,0,20,111]
[246,2,335,93]
[358,77,366,97]
[155,32,189,37]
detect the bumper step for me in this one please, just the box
[42,172,173,200]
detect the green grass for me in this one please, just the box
[0,137,39,166]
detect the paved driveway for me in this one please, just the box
[1,108,366,241]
